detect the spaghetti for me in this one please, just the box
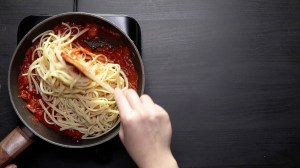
[22,22,130,139]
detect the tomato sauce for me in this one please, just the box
[18,22,138,140]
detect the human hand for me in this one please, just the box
[114,88,178,168]
[5,164,17,168]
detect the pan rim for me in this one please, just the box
[8,12,145,148]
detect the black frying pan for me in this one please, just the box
[0,12,144,167]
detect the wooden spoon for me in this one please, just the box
[61,53,114,93]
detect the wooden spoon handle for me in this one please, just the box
[0,126,34,168]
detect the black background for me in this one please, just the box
[1,0,300,167]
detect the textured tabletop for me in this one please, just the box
[1,0,300,167]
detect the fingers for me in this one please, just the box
[114,88,132,118]
[115,88,164,117]
[140,94,156,113]
[119,124,125,141]
[154,104,167,114]
[5,164,17,168]
[125,89,143,112]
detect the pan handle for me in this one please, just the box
[0,126,34,168]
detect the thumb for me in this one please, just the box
[5,164,17,168]
[118,124,125,142]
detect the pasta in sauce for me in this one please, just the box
[18,22,138,140]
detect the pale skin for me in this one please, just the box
[5,88,178,168]
[114,88,178,168]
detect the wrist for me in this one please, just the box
[139,150,178,168]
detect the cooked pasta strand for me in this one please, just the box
[25,22,127,139]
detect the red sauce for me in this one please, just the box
[18,22,138,140]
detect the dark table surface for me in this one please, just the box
[1,0,300,167]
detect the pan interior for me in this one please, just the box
[8,12,144,148]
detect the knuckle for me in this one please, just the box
[121,110,145,125]
[158,111,170,121]
[127,89,136,96]
[140,112,150,121]
[140,94,150,100]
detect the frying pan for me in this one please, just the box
[0,12,144,167]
